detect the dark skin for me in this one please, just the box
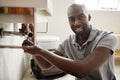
[22,4,111,78]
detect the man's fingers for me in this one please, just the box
[22,40,33,46]
[22,45,35,49]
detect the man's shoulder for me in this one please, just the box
[97,29,116,38]
[92,26,114,37]
[91,26,118,43]
[61,33,75,45]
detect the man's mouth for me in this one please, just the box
[75,27,83,32]
[71,24,84,33]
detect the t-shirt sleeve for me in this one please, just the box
[97,33,119,54]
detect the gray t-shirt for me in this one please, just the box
[57,26,118,80]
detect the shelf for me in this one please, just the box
[0,0,53,23]
[0,7,33,15]
[0,0,53,16]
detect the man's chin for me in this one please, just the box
[75,32,83,36]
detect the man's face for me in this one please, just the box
[68,6,90,36]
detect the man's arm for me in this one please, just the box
[35,46,111,78]
[33,50,64,69]
[33,56,52,69]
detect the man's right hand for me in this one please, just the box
[22,40,41,56]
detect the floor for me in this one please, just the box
[22,59,120,80]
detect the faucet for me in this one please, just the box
[0,28,23,38]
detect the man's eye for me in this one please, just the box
[69,17,75,22]
[78,15,85,20]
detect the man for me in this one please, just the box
[22,4,118,80]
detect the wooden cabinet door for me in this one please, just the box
[0,7,33,15]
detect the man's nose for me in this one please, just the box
[74,19,80,26]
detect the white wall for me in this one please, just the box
[36,0,120,43]
[36,0,74,42]
[90,11,120,33]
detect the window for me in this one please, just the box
[99,0,119,9]
[74,0,98,10]
[74,0,119,10]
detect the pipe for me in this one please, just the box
[0,28,23,38]
[0,45,22,48]
[3,31,23,36]
[0,45,34,49]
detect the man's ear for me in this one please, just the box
[88,14,91,21]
